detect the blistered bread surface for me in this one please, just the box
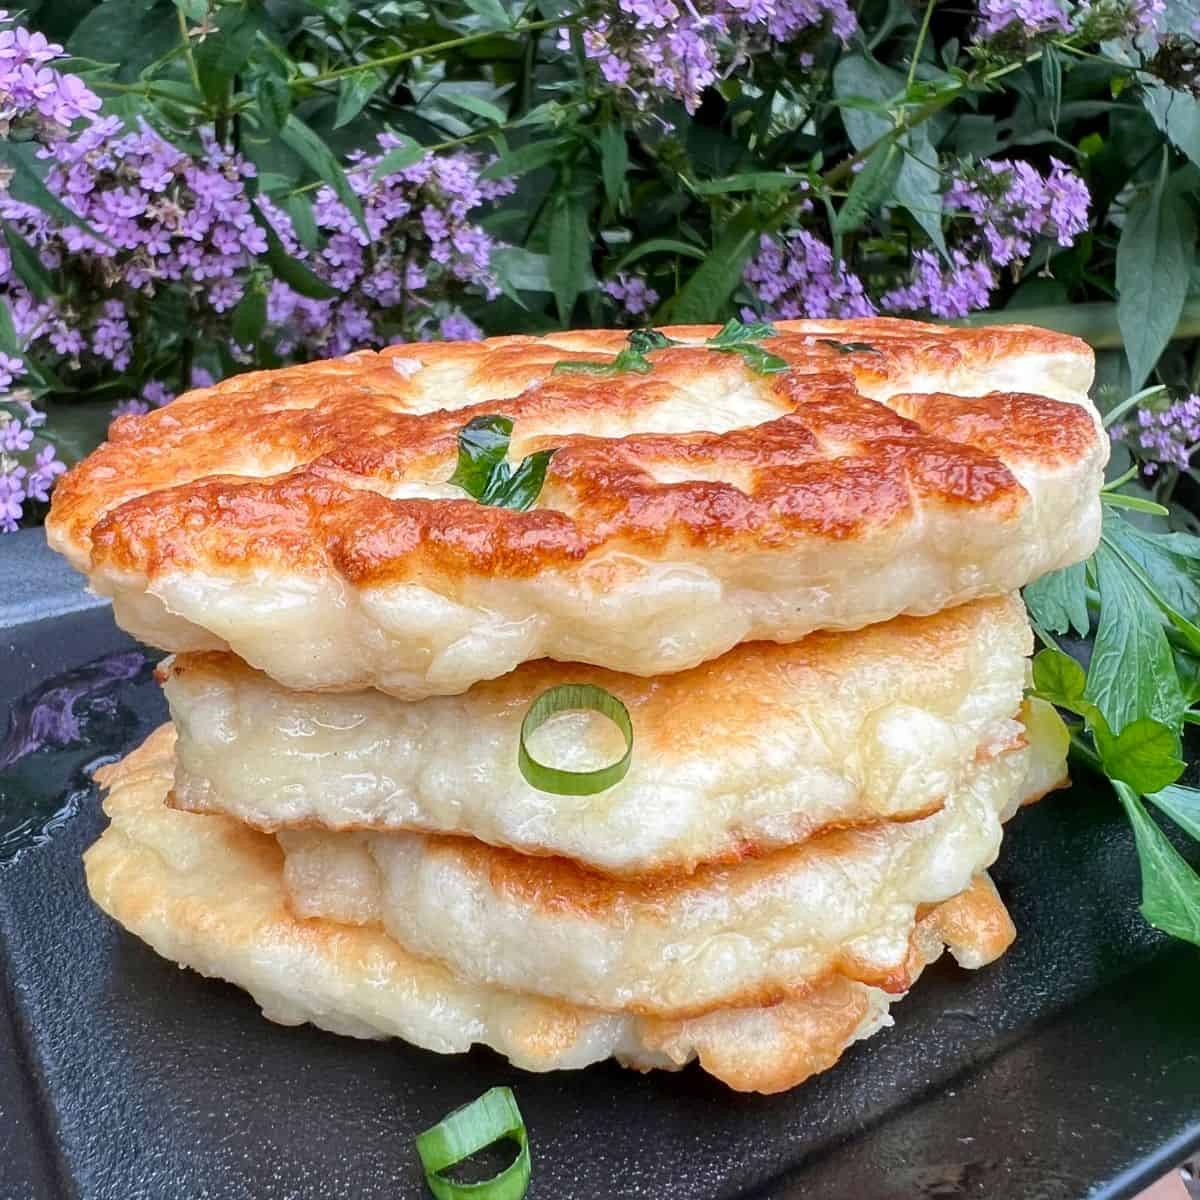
[165,594,1031,873]
[50,319,1104,697]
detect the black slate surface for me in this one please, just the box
[1,535,1198,1200]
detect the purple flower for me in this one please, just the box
[141,380,174,407]
[975,0,1070,39]
[111,397,150,419]
[1113,393,1200,474]
[742,231,876,320]
[0,463,27,532]
[602,272,661,321]
[881,250,996,319]
[0,417,33,452]
[438,312,484,341]
[0,351,23,388]
[25,443,65,501]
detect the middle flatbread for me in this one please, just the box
[166,594,1032,875]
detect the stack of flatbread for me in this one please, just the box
[47,318,1105,1093]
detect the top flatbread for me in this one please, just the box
[48,318,1104,698]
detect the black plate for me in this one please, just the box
[2,530,1199,1200]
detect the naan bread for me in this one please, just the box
[86,726,1016,1093]
[165,595,1032,874]
[49,319,1104,698]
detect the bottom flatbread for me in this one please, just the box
[87,726,1017,1094]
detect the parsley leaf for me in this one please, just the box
[1114,783,1200,945]
[627,327,680,354]
[714,343,789,374]
[706,318,779,347]
[1024,561,1090,638]
[552,346,654,376]
[703,318,789,375]
[448,415,557,511]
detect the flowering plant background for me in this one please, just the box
[1,0,1199,529]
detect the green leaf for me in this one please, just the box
[1114,782,1200,947]
[835,143,902,236]
[547,190,591,325]
[1094,717,1185,795]
[832,55,895,150]
[0,298,19,356]
[1148,783,1200,842]
[1086,537,1186,733]
[480,139,563,180]
[1101,492,1169,515]
[664,206,763,324]
[496,448,556,510]
[691,172,811,195]
[1116,159,1196,388]
[67,0,177,82]
[255,75,292,136]
[254,203,338,300]
[894,130,948,257]
[706,318,779,346]
[460,0,514,29]
[193,5,260,106]
[231,289,268,347]
[447,415,557,511]
[552,348,653,376]
[1024,562,1090,638]
[714,344,789,375]
[282,194,320,251]
[440,91,508,126]
[1144,84,1200,170]
[613,238,706,271]
[1031,647,1088,705]
[491,246,553,294]
[448,414,513,498]
[334,69,386,129]
[627,328,679,353]
[281,114,367,236]
[372,138,426,179]
[598,124,628,213]
[0,142,108,244]
[1,220,54,301]
[1101,515,1200,630]
[1041,44,1062,132]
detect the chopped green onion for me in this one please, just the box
[518,683,634,795]
[416,1087,531,1200]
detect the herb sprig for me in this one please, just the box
[447,415,556,511]
[1027,503,1200,946]
[550,319,790,379]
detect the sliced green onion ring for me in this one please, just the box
[416,1087,531,1200]
[518,683,634,796]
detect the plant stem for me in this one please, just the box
[1101,384,1169,430]
[176,7,204,100]
[905,0,937,92]
[298,16,574,87]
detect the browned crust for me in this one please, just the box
[636,873,1015,1093]
[50,320,1096,585]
